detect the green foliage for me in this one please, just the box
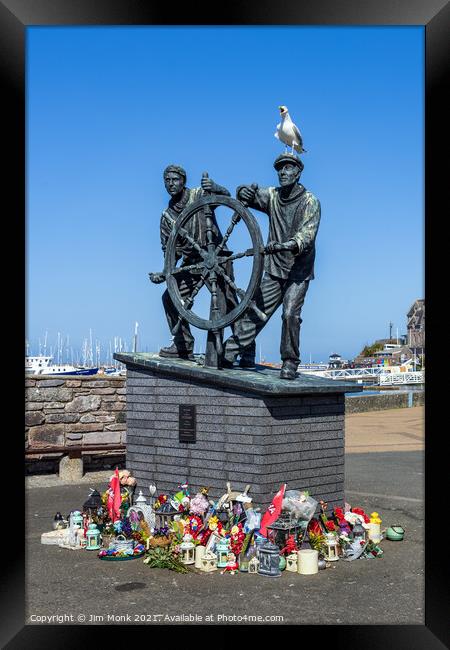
[361,342,382,357]
[239,531,253,558]
[308,531,327,556]
[143,546,189,573]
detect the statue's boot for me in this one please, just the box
[220,356,235,369]
[159,342,195,360]
[279,359,298,380]
[238,343,256,369]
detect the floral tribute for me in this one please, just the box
[47,470,391,573]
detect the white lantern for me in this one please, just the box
[180,534,195,565]
[324,533,339,562]
[286,553,298,572]
[200,551,218,572]
[127,490,156,529]
[248,556,260,574]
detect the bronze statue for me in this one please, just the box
[149,153,320,379]
[222,153,321,379]
[149,164,236,360]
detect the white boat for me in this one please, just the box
[25,355,99,376]
[99,366,126,377]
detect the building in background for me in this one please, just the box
[407,299,425,349]
[352,299,425,367]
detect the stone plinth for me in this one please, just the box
[115,353,362,509]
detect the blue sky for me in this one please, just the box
[26,26,424,364]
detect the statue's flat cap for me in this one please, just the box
[273,153,304,171]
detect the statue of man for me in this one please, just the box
[222,153,321,379]
[149,164,236,359]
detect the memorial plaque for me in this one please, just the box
[179,404,196,443]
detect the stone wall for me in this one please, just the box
[24,374,424,476]
[345,390,424,414]
[25,375,126,451]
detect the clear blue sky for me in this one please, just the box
[26,26,424,364]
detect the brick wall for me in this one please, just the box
[126,367,346,509]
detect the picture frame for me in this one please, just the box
[204,530,221,556]
[7,0,446,645]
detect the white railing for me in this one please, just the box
[302,367,385,380]
[379,371,424,385]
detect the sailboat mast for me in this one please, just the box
[133,322,139,353]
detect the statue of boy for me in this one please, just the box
[149,164,236,359]
[222,153,321,379]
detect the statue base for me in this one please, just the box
[114,353,362,509]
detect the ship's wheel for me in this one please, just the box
[163,192,266,367]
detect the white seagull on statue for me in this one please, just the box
[274,105,306,154]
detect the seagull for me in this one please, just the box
[274,105,306,154]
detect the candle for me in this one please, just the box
[369,512,382,543]
[195,545,206,568]
[368,522,382,543]
[297,549,319,575]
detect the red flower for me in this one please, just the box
[325,520,336,531]
[334,507,345,520]
[352,507,370,524]
[308,518,322,536]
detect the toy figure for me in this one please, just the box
[220,552,239,575]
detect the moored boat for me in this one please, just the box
[25,355,98,376]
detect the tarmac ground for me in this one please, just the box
[25,407,424,626]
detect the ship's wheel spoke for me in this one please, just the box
[220,248,255,264]
[215,265,267,322]
[215,211,242,256]
[165,210,207,260]
[171,270,208,335]
[175,226,207,259]
[171,262,205,276]
[215,266,244,300]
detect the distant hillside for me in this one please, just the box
[358,339,396,357]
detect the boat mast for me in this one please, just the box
[89,329,93,368]
[133,322,139,353]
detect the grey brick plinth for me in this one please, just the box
[117,355,356,509]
